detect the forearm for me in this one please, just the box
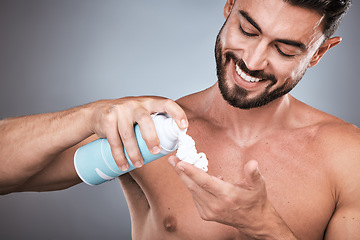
[0,105,93,189]
[0,96,188,193]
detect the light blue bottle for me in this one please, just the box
[74,113,183,185]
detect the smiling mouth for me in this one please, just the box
[235,64,262,83]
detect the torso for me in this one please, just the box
[119,91,357,239]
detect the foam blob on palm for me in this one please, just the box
[176,131,208,172]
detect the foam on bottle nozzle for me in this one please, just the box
[152,113,208,172]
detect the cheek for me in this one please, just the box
[274,61,302,83]
[221,21,245,51]
[289,58,311,80]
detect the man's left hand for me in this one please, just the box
[168,156,276,236]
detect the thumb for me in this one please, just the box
[244,160,263,187]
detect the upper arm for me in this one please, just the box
[324,125,360,239]
[324,206,360,239]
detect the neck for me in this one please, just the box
[205,84,293,144]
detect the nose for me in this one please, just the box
[243,41,269,71]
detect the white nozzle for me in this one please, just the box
[152,113,184,154]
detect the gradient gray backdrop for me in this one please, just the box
[0,1,359,239]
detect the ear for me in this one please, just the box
[308,36,342,67]
[224,0,235,19]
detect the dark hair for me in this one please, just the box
[284,0,352,39]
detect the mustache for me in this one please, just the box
[225,52,277,84]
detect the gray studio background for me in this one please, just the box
[0,0,359,239]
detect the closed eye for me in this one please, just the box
[239,24,258,37]
[275,44,296,58]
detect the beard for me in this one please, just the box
[214,27,307,110]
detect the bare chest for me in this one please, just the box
[123,128,335,239]
[196,127,335,237]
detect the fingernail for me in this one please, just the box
[168,156,176,167]
[134,161,143,168]
[120,165,128,172]
[177,164,185,172]
[152,146,161,154]
[181,119,188,128]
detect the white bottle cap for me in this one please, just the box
[152,113,185,155]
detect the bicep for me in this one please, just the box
[324,205,360,239]
[324,128,360,239]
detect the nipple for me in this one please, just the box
[176,131,208,172]
[163,216,177,232]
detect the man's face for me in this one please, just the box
[215,0,326,109]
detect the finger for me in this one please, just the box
[162,99,188,129]
[144,97,188,130]
[169,156,207,192]
[168,155,180,167]
[135,110,161,155]
[244,160,264,188]
[216,175,224,180]
[117,117,144,168]
[176,161,225,195]
[173,160,216,202]
[106,124,129,172]
[96,105,130,171]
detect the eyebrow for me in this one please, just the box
[239,10,307,50]
[275,39,307,50]
[239,10,262,34]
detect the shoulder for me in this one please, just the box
[313,117,360,205]
[300,100,360,169]
[282,97,360,206]
[314,117,360,157]
[293,98,360,151]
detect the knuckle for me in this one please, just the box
[209,204,221,216]
[150,136,160,146]
[120,129,133,142]
[109,139,121,149]
[101,111,116,128]
[118,156,128,165]
[199,182,209,190]
[140,129,159,146]
[110,148,126,166]
[186,182,197,192]
[107,104,117,113]
[136,111,150,123]
[121,100,138,110]
[200,209,214,221]
[144,96,162,105]
[223,196,235,207]
[103,115,114,127]
[163,98,175,108]
[142,135,159,150]
[199,212,208,221]
[114,154,127,166]
[126,150,142,163]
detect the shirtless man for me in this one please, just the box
[1,0,359,239]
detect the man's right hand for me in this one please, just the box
[86,96,188,171]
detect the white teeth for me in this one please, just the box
[235,64,261,83]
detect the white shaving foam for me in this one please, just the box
[176,131,208,172]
